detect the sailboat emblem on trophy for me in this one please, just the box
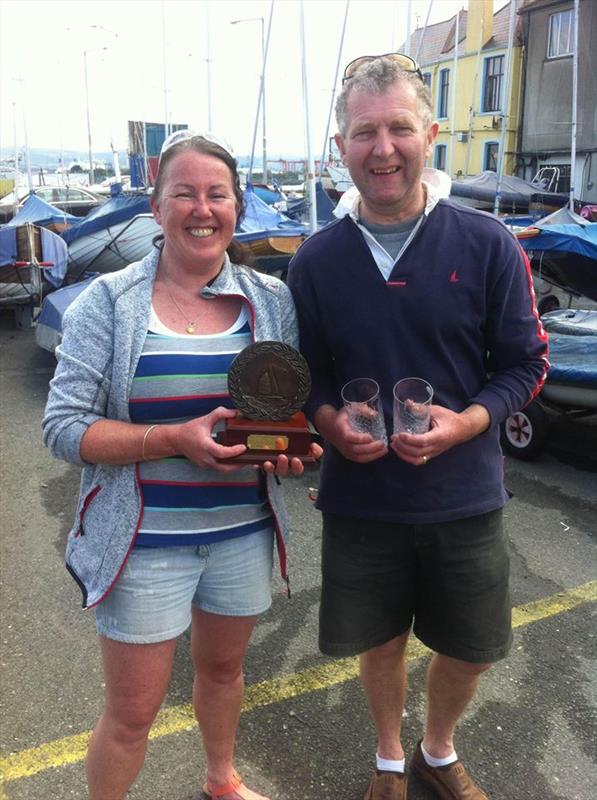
[217,341,314,463]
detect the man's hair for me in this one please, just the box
[335,57,433,136]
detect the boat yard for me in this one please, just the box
[1,316,596,800]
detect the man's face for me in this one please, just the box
[335,80,438,224]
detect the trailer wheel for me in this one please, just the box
[537,295,560,316]
[501,401,548,460]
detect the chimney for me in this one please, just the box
[465,0,494,53]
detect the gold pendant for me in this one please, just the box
[186,324,195,334]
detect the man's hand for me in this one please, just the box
[390,403,491,466]
[314,404,388,463]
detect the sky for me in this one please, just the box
[0,0,508,162]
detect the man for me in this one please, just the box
[287,55,548,800]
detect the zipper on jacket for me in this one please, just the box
[75,485,102,537]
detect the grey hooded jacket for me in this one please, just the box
[43,247,298,608]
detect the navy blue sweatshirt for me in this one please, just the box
[288,198,549,524]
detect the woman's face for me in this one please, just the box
[151,150,239,273]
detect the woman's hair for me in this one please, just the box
[152,135,254,266]
[335,57,433,136]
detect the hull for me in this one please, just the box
[529,251,597,303]
[246,235,305,257]
[67,214,161,276]
[542,382,597,410]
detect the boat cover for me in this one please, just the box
[62,193,151,244]
[315,181,335,224]
[547,333,597,386]
[0,224,68,287]
[35,274,97,352]
[236,184,307,242]
[450,171,553,205]
[252,184,285,205]
[534,206,589,227]
[4,194,79,228]
[519,223,597,260]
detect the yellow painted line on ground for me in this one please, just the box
[0,580,595,794]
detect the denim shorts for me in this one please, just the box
[95,527,274,644]
[320,509,511,663]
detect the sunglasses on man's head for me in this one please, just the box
[342,52,423,84]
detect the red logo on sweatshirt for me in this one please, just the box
[449,270,459,283]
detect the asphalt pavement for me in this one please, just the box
[0,313,595,800]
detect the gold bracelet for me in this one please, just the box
[141,424,158,462]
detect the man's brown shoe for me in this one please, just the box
[363,770,407,800]
[410,740,488,800]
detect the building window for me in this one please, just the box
[482,56,504,112]
[438,69,450,118]
[434,144,447,171]
[422,72,431,88]
[547,10,573,58]
[484,142,499,172]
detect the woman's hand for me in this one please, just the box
[261,441,324,477]
[172,407,247,472]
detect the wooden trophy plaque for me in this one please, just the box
[217,341,315,463]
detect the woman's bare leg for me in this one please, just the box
[191,608,268,800]
[86,636,177,800]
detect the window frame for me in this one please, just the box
[547,9,574,59]
[481,55,505,113]
[483,141,500,172]
[437,68,450,119]
[434,143,447,171]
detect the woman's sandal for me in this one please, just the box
[202,768,270,800]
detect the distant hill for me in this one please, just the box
[0,147,306,174]
[0,147,127,171]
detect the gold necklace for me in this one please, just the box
[166,289,198,334]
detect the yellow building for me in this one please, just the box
[409,0,523,179]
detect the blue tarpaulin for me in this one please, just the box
[547,333,597,386]
[520,223,597,260]
[236,184,307,242]
[35,274,97,352]
[4,194,79,228]
[62,193,151,244]
[0,224,68,287]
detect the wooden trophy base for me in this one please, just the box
[216,412,315,463]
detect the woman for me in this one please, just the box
[43,131,320,800]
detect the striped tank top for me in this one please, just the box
[128,305,272,547]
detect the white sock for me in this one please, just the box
[376,753,405,773]
[421,742,458,767]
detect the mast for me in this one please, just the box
[318,0,350,177]
[205,1,213,130]
[161,0,170,137]
[493,0,517,216]
[569,0,579,210]
[448,10,460,177]
[414,0,434,63]
[246,3,274,183]
[12,101,20,215]
[404,0,413,57]
[464,14,485,177]
[300,0,317,232]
